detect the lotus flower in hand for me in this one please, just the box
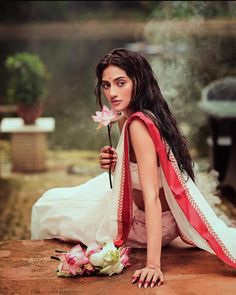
[92,105,120,130]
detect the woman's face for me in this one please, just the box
[101,65,133,116]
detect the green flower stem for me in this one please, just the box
[51,256,60,261]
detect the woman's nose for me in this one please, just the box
[109,85,117,98]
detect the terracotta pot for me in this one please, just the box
[18,103,43,125]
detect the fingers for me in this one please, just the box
[157,272,164,286]
[100,163,116,171]
[131,267,164,288]
[99,146,117,170]
[99,156,117,168]
[144,271,154,288]
[131,269,142,284]
[139,269,148,288]
[151,271,163,287]
[100,146,116,153]
[100,152,117,161]
[99,147,117,160]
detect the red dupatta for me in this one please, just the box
[114,112,236,269]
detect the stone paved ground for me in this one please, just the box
[1,238,236,295]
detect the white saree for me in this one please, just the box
[31,117,130,246]
[31,112,236,269]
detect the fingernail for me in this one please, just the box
[138,282,143,288]
[144,283,148,288]
[150,283,154,288]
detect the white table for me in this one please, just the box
[0,117,55,172]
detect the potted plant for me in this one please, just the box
[5,52,50,124]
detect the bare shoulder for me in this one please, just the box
[129,117,158,167]
[129,117,149,137]
[128,118,154,153]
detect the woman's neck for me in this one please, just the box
[122,109,134,118]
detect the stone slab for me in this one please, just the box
[0,238,236,295]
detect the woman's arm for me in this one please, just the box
[129,118,164,288]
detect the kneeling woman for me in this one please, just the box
[31,48,236,288]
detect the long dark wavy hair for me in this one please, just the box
[94,48,195,181]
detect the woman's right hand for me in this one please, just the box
[99,146,117,172]
[132,266,164,288]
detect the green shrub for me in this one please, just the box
[5,52,50,106]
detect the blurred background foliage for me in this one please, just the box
[150,1,235,19]
[0,1,235,155]
[144,28,236,155]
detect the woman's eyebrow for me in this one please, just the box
[102,76,127,83]
[114,76,127,81]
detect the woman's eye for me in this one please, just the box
[102,83,109,90]
[117,81,125,87]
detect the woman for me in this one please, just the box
[31,48,236,288]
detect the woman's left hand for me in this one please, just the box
[131,266,164,288]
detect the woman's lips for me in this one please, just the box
[111,100,122,106]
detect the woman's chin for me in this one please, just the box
[112,106,123,112]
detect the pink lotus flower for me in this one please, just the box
[120,247,131,267]
[92,105,120,130]
[52,241,131,278]
[92,106,120,189]
[85,242,102,257]
[56,244,90,276]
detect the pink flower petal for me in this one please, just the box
[92,106,120,129]
[71,244,83,252]
[120,247,131,267]
[95,111,102,118]
[102,105,110,113]
[92,115,99,122]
